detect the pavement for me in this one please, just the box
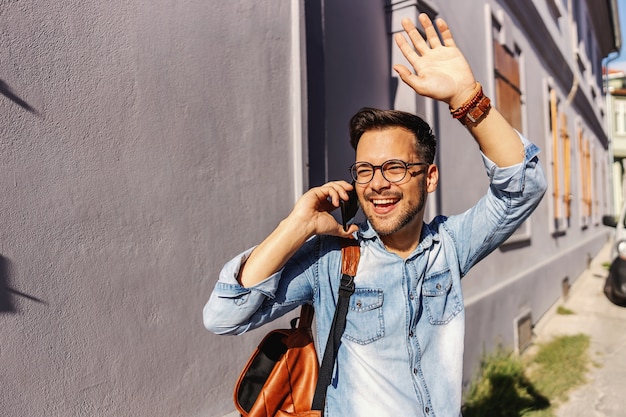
[530,240,626,417]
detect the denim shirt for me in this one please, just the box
[204,135,546,417]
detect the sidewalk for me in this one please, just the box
[531,241,626,417]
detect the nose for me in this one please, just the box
[369,166,391,192]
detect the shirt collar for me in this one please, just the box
[357,220,440,257]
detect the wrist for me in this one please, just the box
[449,82,491,126]
[448,82,479,110]
[281,213,316,241]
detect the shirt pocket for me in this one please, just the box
[343,288,384,345]
[422,269,462,325]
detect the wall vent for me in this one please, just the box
[516,312,533,353]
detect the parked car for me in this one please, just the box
[602,207,626,306]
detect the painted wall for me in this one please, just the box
[0,1,300,416]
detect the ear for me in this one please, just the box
[426,164,439,193]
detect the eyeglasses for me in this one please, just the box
[349,159,429,185]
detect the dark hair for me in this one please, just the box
[349,107,436,164]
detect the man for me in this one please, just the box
[204,14,546,416]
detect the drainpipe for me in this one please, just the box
[565,0,579,105]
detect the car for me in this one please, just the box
[602,207,626,306]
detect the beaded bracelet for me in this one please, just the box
[450,82,482,119]
[449,82,491,126]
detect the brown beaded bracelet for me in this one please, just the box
[450,82,482,119]
[450,82,491,126]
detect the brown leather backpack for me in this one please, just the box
[234,303,319,417]
[233,239,360,417]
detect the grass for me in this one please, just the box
[556,305,575,315]
[462,334,591,417]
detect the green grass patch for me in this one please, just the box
[529,334,590,404]
[462,334,590,417]
[556,306,575,315]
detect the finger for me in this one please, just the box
[329,180,351,198]
[435,18,456,47]
[400,18,428,54]
[337,180,356,195]
[319,197,337,213]
[393,64,421,92]
[323,182,351,207]
[394,33,421,67]
[393,63,410,76]
[418,13,442,48]
[324,187,342,208]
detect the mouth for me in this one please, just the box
[370,197,399,214]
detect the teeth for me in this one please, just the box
[373,199,396,205]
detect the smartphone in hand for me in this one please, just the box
[340,183,359,232]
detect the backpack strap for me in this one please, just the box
[311,238,360,414]
[297,303,314,329]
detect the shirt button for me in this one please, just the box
[409,331,414,337]
[425,407,430,414]
[413,368,418,375]
[410,293,415,300]
[436,283,442,290]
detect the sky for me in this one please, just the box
[609,0,626,70]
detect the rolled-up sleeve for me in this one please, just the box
[203,236,321,335]
[481,134,543,193]
[443,132,547,275]
[202,247,283,335]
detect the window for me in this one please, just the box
[493,41,522,131]
[548,88,572,231]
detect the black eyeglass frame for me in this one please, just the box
[348,159,430,185]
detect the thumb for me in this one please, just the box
[393,64,421,91]
[333,223,359,239]
[393,64,411,78]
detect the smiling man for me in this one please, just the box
[349,112,438,258]
[203,14,546,417]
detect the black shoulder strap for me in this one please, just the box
[311,238,360,413]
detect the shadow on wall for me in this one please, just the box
[0,256,46,313]
[0,79,37,114]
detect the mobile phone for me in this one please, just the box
[340,183,359,232]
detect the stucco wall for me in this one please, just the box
[0,1,299,415]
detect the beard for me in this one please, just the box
[362,187,427,237]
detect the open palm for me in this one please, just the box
[393,14,477,109]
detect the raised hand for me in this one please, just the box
[393,13,477,109]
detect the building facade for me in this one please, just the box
[607,69,626,214]
[0,0,619,416]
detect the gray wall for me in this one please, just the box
[1,1,300,415]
